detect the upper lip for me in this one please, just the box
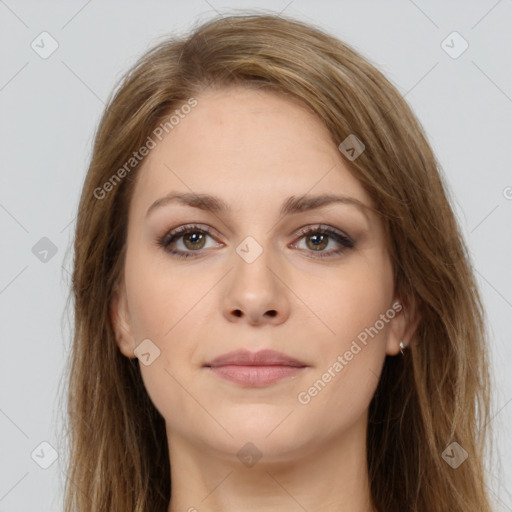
[204,349,308,368]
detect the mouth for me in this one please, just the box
[203,349,308,387]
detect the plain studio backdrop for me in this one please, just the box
[0,0,511,510]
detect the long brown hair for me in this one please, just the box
[60,12,494,511]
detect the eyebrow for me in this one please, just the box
[146,191,373,221]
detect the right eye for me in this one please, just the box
[157,224,222,258]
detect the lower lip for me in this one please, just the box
[207,365,305,386]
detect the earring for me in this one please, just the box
[399,340,405,356]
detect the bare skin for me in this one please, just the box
[111,86,420,512]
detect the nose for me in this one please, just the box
[222,243,291,326]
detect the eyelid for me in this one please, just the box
[157,222,355,259]
[159,223,352,243]
[158,223,222,250]
[159,223,221,242]
[292,223,354,244]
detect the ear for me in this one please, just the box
[110,280,136,359]
[385,293,421,356]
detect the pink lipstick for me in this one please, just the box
[203,349,308,387]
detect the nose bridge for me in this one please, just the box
[222,232,290,325]
[233,233,278,293]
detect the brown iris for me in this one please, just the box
[183,232,206,250]
[306,233,328,251]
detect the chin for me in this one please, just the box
[210,410,313,454]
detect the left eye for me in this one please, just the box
[158,224,354,259]
[291,225,354,258]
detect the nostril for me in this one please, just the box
[266,310,277,317]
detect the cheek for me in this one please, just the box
[295,259,393,408]
[304,258,393,348]
[138,357,207,444]
[123,247,207,339]
[123,247,209,374]
[297,289,391,423]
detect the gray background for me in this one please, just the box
[0,0,511,510]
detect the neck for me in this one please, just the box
[166,412,375,512]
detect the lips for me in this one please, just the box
[203,349,308,387]
[204,349,307,368]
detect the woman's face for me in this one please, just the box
[112,86,411,464]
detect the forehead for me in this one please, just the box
[130,86,375,217]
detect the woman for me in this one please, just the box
[62,12,494,512]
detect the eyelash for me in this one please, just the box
[156,223,355,260]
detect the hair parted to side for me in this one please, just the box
[60,11,494,512]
